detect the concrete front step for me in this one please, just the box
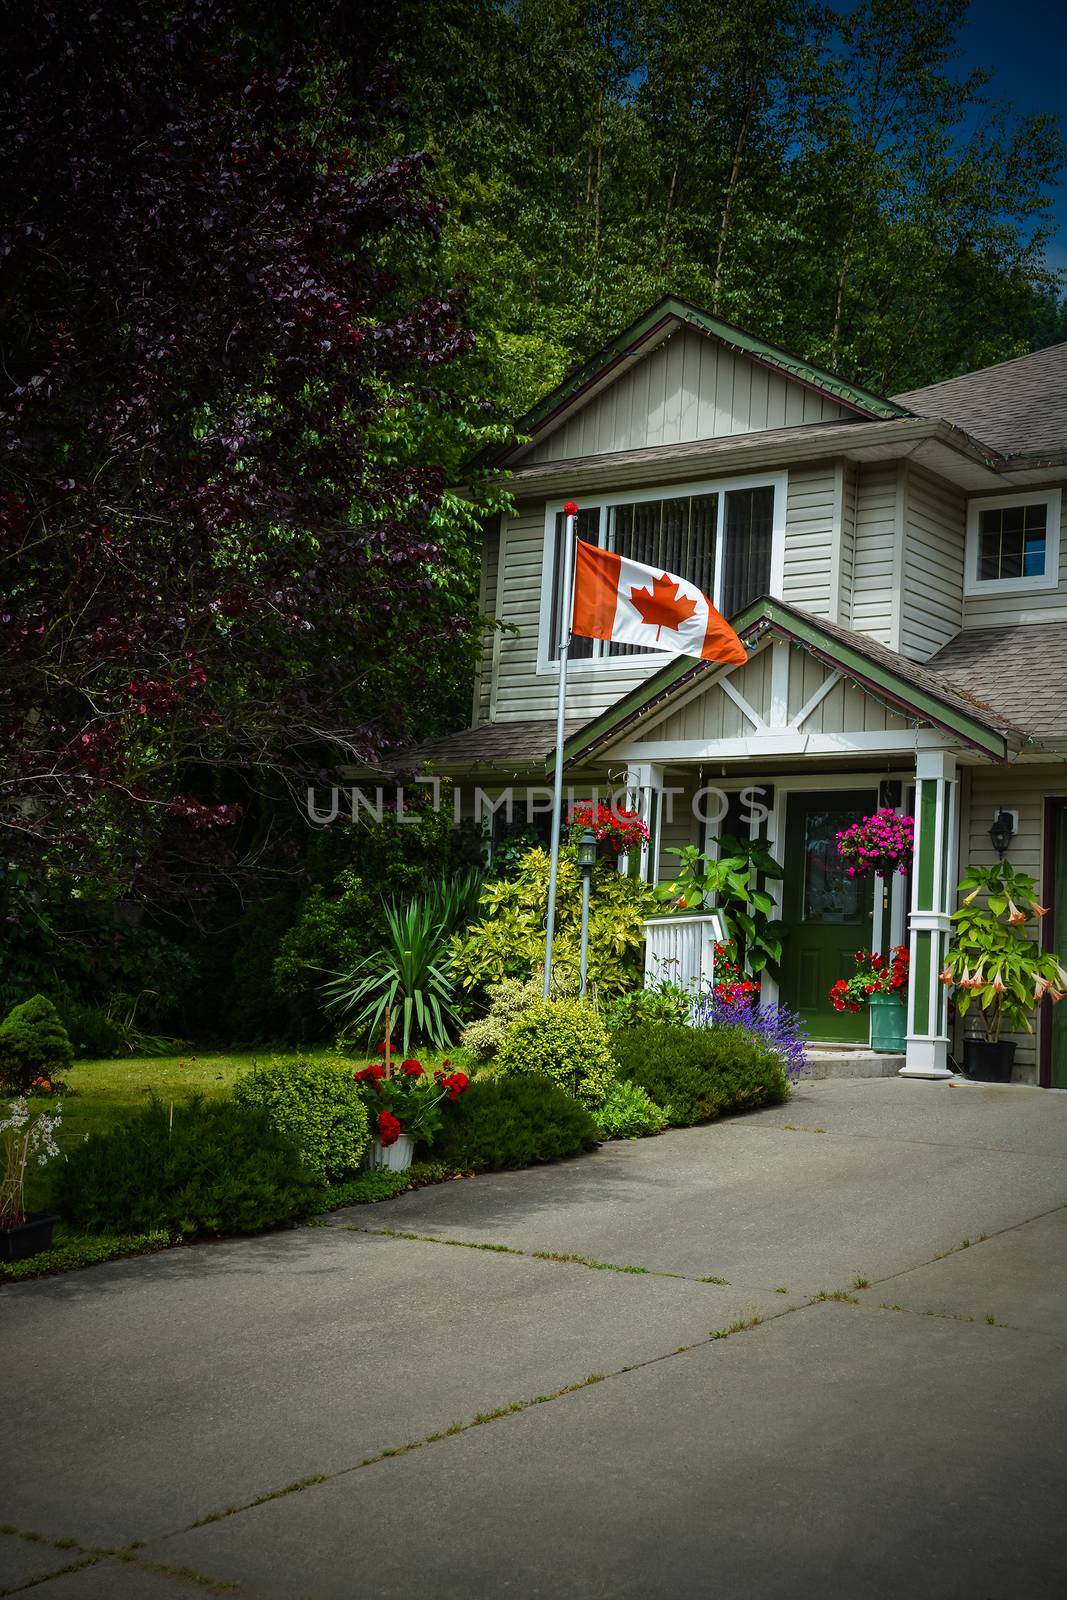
[806,1047,904,1080]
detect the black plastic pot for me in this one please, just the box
[0,1211,59,1262]
[962,1038,1016,1084]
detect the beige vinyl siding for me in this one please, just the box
[491,502,661,722]
[781,463,837,617]
[471,518,501,725]
[525,329,852,463]
[849,463,900,645]
[834,461,858,625]
[900,467,965,661]
[963,489,1067,628]
[783,650,909,735]
[957,763,1066,1079]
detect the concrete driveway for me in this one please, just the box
[3,1077,1067,1599]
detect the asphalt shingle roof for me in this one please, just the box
[388,718,587,773]
[893,342,1067,457]
[926,623,1067,742]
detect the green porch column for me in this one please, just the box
[900,749,958,1079]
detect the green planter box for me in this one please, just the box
[869,991,906,1053]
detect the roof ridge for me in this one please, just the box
[894,340,1067,401]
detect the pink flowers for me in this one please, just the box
[836,809,915,881]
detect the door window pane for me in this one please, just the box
[803,810,864,922]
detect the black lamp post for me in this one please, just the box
[577,825,597,996]
[988,811,1015,858]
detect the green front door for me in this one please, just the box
[1052,805,1067,1089]
[778,790,878,1043]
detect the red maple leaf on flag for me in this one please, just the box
[629,572,698,641]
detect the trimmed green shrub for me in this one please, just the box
[435,1075,598,1172]
[612,1023,789,1126]
[232,1057,369,1182]
[59,1096,322,1236]
[0,995,74,1092]
[497,997,616,1107]
[595,1079,668,1140]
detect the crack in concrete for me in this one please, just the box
[0,1527,244,1596]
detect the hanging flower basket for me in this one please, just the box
[835,809,914,880]
[567,802,649,857]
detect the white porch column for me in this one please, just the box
[625,762,664,885]
[900,749,958,1079]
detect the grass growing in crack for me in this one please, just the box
[530,1251,648,1274]
[852,1276,870,1289]
[774,1287,788,1294]
[709,1315,764,1339]
[697,1274,730,1285]
[782,1124,826,1134]
[879,1302,975,1324]
[811,1289,860,1305]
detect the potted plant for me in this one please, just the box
[355,1042,469,1172]
[835,809,915,880]
[0,1097,63,1261]
[829,946,909,1051]
[567,802,650,858]
[940,863,1067,1082]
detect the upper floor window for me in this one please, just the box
[965,489,1061,596]
[543,475,784,664]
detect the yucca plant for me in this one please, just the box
[322,876,479,1052]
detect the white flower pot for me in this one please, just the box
[364,1133,414,1172]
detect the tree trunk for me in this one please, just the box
[712,70,758,315]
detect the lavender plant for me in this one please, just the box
[693,995,810,1084]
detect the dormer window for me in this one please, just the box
[965,489,1061,595]
[542,474,785,666]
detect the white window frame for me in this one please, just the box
[537,472,787,674]
[964,488,1061,597]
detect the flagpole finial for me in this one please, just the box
[563,500,579,515]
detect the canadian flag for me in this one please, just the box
[571,537,748,664]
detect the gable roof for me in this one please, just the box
[493,297,911,466]
[559,598,1031,769]
[893,342,1067,457]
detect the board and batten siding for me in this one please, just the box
[963,488,1067,629]
[848,462,900,646]
[956,763,1066,1078]
[900,467,965,660]
[524,329,853,463]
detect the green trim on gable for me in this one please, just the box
[554,598,1010,770]
[515,297,911,444]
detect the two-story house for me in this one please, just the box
[405,298,1067,1085]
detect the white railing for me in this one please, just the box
[643,913,724,998]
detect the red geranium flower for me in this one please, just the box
[378,1110,402,1147]
[401,1059,424,1077]
[355,1063,385,1093]
[439,1070,469,1101]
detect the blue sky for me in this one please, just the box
[957,0,1067,274]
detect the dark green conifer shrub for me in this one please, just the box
[0,994,74,1092]
[59,1096,321,1236]
[435,1074,598,1171]
[612,1024,789,1127]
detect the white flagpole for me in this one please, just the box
[543,501,579,998]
